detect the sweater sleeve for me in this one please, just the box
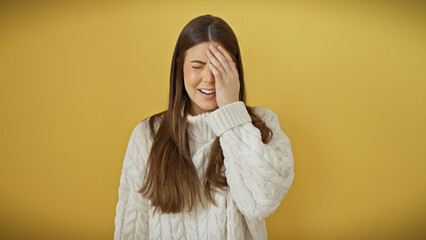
[114,121,150,240]
[206,101,295,221]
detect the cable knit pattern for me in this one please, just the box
[114,101,295,239]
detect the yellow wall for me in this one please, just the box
[0,0,425,239]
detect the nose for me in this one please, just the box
[203,66,215,83]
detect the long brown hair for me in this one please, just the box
[139,14,273,214]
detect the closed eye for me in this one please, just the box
[192,66,202,69]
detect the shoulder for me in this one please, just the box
[130,111,165,143]
[251,106,291,143]
[251,106,280,126]
[252,106,277,118]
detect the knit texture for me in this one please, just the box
[114,101,295,240]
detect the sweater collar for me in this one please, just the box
[186,111,216,142]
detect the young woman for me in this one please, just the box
[114,14,295,240]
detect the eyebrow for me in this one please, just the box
[190,60,207,64]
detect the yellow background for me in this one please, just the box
[1,0,425,239]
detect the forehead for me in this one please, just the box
[184,41,224,61]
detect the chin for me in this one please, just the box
[203,104,218,111]
[189,100,218,115]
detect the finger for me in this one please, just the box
[206,49,227,80]
[218,46,239,78]
[208,62,222,82]
[208,45,234,79]
[209,45,234,78]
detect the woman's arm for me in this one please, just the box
[206,101,295,221]
[114,121,150,240]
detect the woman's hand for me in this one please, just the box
[206,44,240,108]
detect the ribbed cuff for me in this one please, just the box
[206,101,252,136]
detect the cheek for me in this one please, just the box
[183,70,201,90]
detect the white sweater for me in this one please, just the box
[114,101,295,240]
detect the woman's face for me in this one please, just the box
[183,41,224,116]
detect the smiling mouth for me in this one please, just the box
[198,89,216,94]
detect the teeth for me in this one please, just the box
[200,89,215,94]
